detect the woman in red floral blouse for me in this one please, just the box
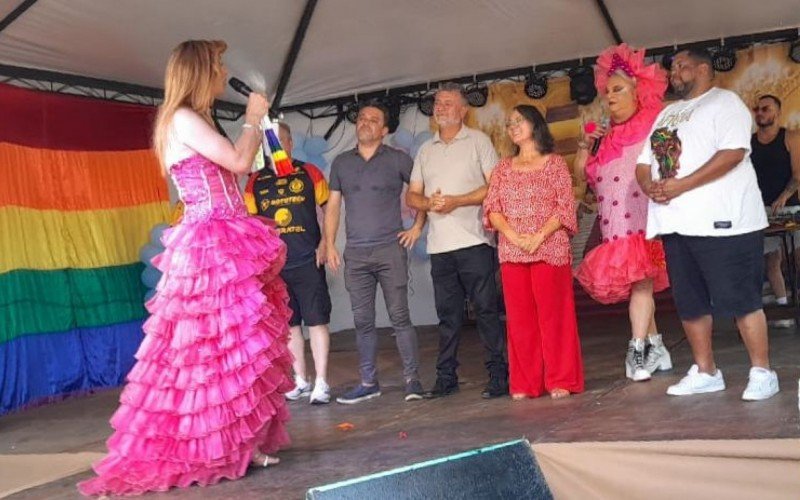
[484,105,584,400]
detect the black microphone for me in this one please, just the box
[591,117,610,156]
[229,77,253,97]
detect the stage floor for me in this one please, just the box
[3,313,799,499]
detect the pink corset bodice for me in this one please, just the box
[169,154,247,223]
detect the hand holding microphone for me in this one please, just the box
[229,77,269,126]
[582,117,610,156]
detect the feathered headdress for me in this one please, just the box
[594,43,667,110]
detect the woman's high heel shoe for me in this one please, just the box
[251,452,280,468]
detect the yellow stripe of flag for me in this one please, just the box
[0,202,170,273]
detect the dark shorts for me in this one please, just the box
[662,230,764,320]
[281,260,332,327]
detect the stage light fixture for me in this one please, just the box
[661,53,674,72]
[345,102,359,124]
[569,66,597,105]
[712,46,737,72]
[418,93,435,116]
[524,73,548,99]
[465,84,488,107]
[790,39,800,63]
[382,96,402,133]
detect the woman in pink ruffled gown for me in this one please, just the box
[78,40,293,496]
[573,44,672,382]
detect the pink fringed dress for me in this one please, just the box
[78,154,293,496]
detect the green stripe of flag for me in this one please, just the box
[0,264,148,344]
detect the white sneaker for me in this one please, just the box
[309,379,331,405]
[285,376,311,401]
[666,365,725,396]
[768,319,795,329]
[741,367,780,401]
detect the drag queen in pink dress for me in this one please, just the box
[78,40,293,496]
[573,44,672,382]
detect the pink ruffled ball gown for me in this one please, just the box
[78,154,293,496]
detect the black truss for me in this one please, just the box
[0,63,246,121]
[278,28,800,114]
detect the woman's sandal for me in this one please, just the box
[251,452,280,468]
[550,388,570,400]
[511,393,527,401]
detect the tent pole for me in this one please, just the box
[594,0,623,44]
[0,63,245,120]
[271,0,318,112]
[0,0,38,34]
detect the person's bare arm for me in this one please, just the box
[431,186,488,214]
[636,163,661,200]
[405,181,432,211]
[324,191,343,272]
[488,212,529,252]
[657,149,746,201]
[173,93,268,175]
[398,208,427,249]
[316,203,327,267]
[430,165,493,214]
[771,130,800,213]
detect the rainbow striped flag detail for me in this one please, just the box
[264,123,294,177]
[0,83,170,414]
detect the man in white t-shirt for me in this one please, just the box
[406,82,509,400]
[636,48,779,401]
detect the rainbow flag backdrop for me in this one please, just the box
[0,83,169,414]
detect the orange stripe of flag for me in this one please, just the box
[0,142,168,211]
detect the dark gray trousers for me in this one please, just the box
[344,242,420,384]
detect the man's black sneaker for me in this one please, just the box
[481,379,509,399]
[404,380,424,402]
[335,383,381,404]
[423,378,459,399]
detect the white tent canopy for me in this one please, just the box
[1,0,799,111]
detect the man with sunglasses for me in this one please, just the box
[751,95,800,315]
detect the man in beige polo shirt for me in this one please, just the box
[406,82,509,399]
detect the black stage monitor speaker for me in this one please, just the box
[306,439,552,500]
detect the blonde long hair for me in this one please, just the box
[153,40,227,172]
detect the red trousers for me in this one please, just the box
[501,262,584,397]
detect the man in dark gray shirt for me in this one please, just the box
[325,101,426,404]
